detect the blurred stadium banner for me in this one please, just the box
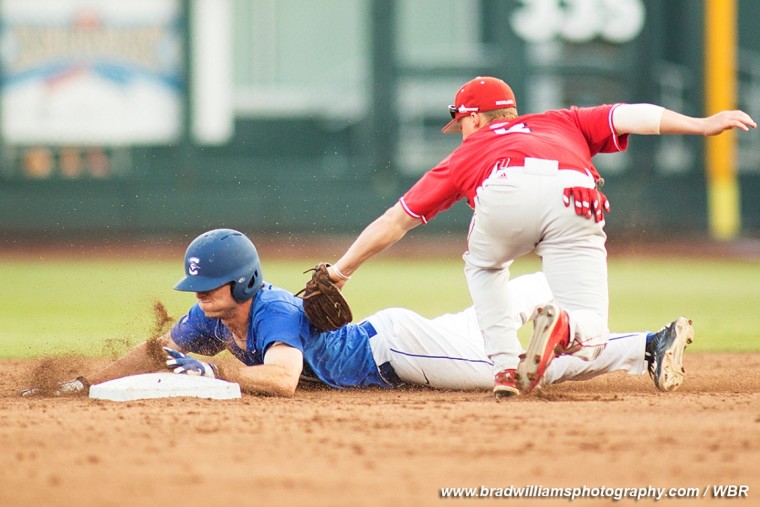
[0,0,183,145]
[0,0,758,240]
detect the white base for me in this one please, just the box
[89,372,242,401]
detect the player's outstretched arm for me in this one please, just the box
[329,202,420,287]
[613,103,756,136]
[86,332,177,385]
[218,342,304,397]
[21,332,176,396]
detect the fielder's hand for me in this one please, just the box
[164,347,218,379]
[563,186,610,223]
[699,110,756,135]
[295,263,353,332]
[20,377,90,397]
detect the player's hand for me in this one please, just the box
[701,110,756,135]
[20,377,90,397]
[562,186,610,223]
[164,347,218,379]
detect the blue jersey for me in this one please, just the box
[170,283,389,389]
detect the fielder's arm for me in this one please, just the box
[612,103,756,136]
[216,342,303,397]
[329,202,420,286]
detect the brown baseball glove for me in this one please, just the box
[295,263,353,332]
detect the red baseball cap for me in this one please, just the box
[442,76,517,134]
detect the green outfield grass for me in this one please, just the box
[2,254,758,358]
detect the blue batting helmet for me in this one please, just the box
[174,228,263,302]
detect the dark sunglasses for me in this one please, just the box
[449,105,479,119]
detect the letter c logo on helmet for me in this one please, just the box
[174,229,263,302]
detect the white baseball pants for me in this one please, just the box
[366,273,646,391]
[464,159,609,373]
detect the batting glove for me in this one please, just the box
[562,186,611,223]
[164,347,218,379]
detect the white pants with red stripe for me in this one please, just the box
[464,159,609,373]
[367,273,647,391]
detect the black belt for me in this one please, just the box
[359,320,404,387]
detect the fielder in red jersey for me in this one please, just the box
[316,76,755,398]
[400,105,627,222]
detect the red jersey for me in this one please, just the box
[399,104,629,223]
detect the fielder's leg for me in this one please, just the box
[517,170,610,393]
[464,173,548,398]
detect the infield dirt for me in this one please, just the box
[1,352,758,507]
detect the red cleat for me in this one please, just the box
[493,369,520,399]
[516,304,570,394]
